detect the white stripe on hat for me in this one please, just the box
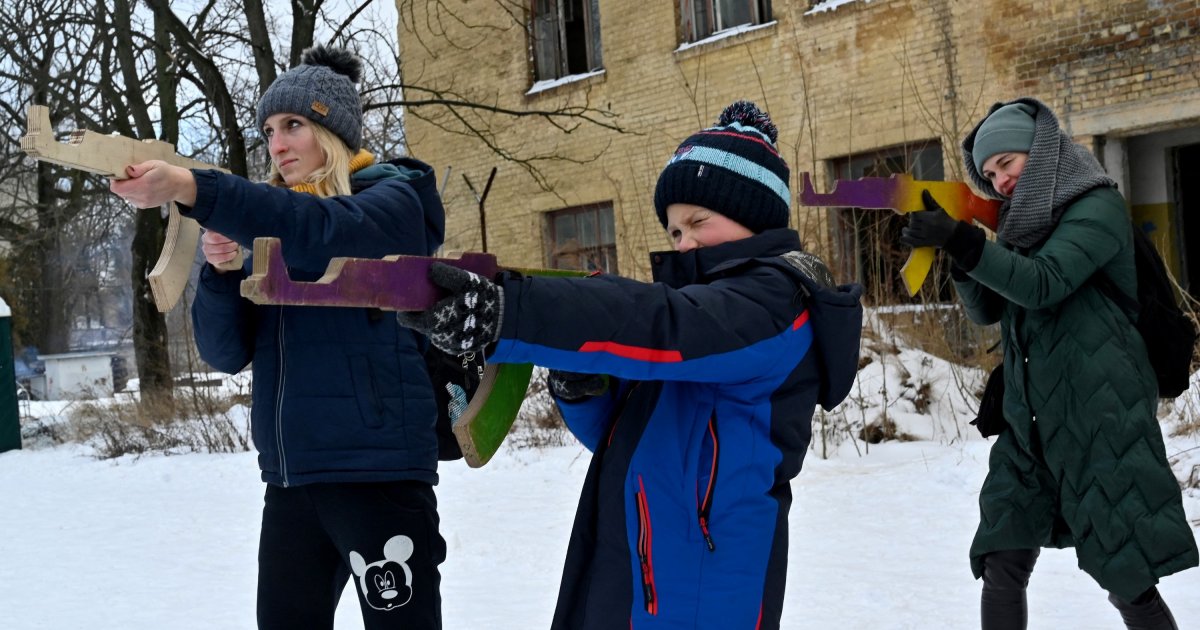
[667,145,791,208]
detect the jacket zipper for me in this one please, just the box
[274,309,289,487]
[635,474,658,616]
[606,382,640,447]
[697,414,719,551]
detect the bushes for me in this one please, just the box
[67,380,251,459]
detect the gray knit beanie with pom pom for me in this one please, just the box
[256,45,364,151]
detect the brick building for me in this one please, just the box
[397,0,1200,303]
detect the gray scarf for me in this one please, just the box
[962,97,1116,248]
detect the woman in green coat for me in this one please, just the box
[900,97,1197,630]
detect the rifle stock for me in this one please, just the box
[798,172,1000,296]
[20,105,242,312]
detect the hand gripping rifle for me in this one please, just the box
[240,237,583,467]
[20,105,243,312]
[797,172,1000,296]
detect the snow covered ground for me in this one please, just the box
[3,341,1199,629]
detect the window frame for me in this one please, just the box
[531,0,604,82]
[828,143,949,304]
[681,0,772,43]
[544,202,619,274]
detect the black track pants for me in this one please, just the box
[257,481,446,630]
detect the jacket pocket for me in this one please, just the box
[349,355,384,428]
[696,414,719,551]
[635,475,658,616]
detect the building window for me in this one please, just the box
[545,203,618,274]
[681,0,772,43]
[829,144,948,304]
[532,0,603,81]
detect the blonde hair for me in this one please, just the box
[267,122,354,197]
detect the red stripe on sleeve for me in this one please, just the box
[578,341,683,363]
[792,310,810,330]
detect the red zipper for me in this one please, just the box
[635,475,658,616]
[697,415,719,551]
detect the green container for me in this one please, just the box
[0,298,20,452]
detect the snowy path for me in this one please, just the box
[1,440,1197,629]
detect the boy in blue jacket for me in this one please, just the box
[400,101,863,629]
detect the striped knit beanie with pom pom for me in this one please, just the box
[653,101,790,233]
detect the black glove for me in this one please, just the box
[397,263,503,355]
[548,370,609,402]
[900,190,960,249]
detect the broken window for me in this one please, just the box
[532,0,603,81]
[681,0,772,43]
[545,203,618,274]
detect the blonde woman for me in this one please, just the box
[111,46,448,630]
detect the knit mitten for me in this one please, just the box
[397,263,503,355]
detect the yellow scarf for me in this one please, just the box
[288,149,375,195]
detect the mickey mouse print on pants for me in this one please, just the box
[349,535,414,611]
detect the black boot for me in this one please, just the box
[1108,587,1179,630]
[980,548,1040,630]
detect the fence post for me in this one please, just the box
[0,297,19,452]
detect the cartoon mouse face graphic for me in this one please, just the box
[349,534,414,611]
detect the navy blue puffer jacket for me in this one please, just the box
[187,158,445,487]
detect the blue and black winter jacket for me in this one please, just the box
[186,158,445,487]
[488,228,862,629]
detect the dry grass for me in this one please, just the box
[875,305,1000,374]
[68,384,251,459]
[505,368,571,451]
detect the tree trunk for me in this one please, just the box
[244,0,278,95]
[289,0,323,66]
[114,0,175,410]
[34,163,70,355]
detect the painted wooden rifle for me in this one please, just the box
[797,172,1000,296]
[241,237,583,467]
[20,105,242,312]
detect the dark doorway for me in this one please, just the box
[1175,143,1200,299]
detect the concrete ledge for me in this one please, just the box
[1065,89,1200,137]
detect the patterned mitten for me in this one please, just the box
[397,263,504,355]
[548,370,609,402]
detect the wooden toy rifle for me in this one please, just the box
[797,172,1001,295]
[20,105,242,312]
[241,237,583,467]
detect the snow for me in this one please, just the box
[675,22,777,54]
[2,330,1199,628]
[527,69,606,96]
[805,0,876,16]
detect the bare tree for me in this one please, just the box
[0,0,127,355]
[0,0,626,409]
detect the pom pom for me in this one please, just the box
[718,100,778,144]
[300,45,362,83]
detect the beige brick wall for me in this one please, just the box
[397,0,1200,280]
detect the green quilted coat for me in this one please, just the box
[954,186,1198,600]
